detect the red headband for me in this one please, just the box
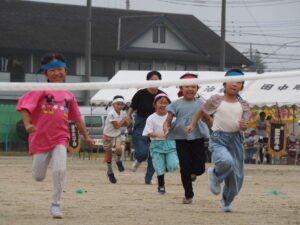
[177,75,198,97]
[181,75,197,79]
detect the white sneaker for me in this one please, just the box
[50,204,63,219]
[208,167,221,195]
[220,199,233,212]
[131,160,141,172]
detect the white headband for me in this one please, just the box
[112,98,125,104]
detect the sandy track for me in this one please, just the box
[0,156,300,225]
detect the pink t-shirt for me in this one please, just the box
[16,90,82,154]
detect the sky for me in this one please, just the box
[27,0,300,72]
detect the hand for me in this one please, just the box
[85,136,95,146]
[126,116,132,125]
[185,125,194,134]
[163,126,169,136]
[25,124,36,133]
[238,119,248,130]
[156,133,166,139]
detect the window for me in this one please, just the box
[84,116,103,127]
[153,25,166,43]
[0,56,9,72]
[153,26,158,43]
[139,63,152,70]
[128,62,139,70]
[128,62,152,70]
[160,26,166,43]
[65,55,76,75]
[92,58,104,76]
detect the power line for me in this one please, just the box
[158,0,300,8]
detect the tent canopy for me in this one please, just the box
[90,70,300,107]
[91,70,246,105]
[242,76,300,107]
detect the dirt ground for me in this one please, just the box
[0,155,300,225]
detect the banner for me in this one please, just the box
[268,122,288,157]
[248,106,298,128]
[67,121,81,153]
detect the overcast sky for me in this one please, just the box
[27,0,300,72]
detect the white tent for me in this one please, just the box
[241,76,300,107]
[90,70,252,105]
[91,70,300,108]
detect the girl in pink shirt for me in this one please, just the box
[16,53,94,219]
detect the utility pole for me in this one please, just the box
[250,42,253,61]
[126,0,130,10]
[219,0,226,71]
[84,0,92,105]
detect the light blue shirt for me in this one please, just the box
[166,98,210,140]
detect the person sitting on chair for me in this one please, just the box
[244,130,260,164]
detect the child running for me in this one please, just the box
[142,93,179,194]
[163,73,211,204]
[186,69,250,212]
[103,95,129,183]
[16,53,94,219]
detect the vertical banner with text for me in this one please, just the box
[268,122,288,157]
[67,121,81,153]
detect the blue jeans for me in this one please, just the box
[132,114,155,183]
[209,131,244,206]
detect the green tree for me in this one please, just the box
[246,51,267,73]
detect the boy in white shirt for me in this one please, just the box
[103,95,129,183]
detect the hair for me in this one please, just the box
[146,71,162,80]
[106,95,126,110]
[259,111,266,117]
[41,53,67,66]
[225,68,244,76]
[113,95,124,101]
[154,94,171,105]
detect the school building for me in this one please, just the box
[0,0,252,104]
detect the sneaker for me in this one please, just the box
[220,199,233,212]
[107,171,117,183]
[116,161,125,172]
[131,160,141,172]
[157,186,166,194]
[145,180,156,185]
[208,167,221,195]
[191,174,197,182]
[50,204,63,219]
[182,197,193,204]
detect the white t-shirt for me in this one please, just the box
[256,120,268,138]
[143,113,168,140]
[212,101,243,132]
[103,108,127,137]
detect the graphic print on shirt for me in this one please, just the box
[64,99,70,117]
[42,95,55,114]
[41,95,70,117]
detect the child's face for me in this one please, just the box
[113,101,125,112]
[44,61,67,83]
[224,82,243,96]
[154,97,169,115]
[181,85,198,101]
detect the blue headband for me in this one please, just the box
[225,71,244,76]
[38,61,67,73]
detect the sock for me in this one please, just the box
[107,162,113,173]
[157,174,165,187]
